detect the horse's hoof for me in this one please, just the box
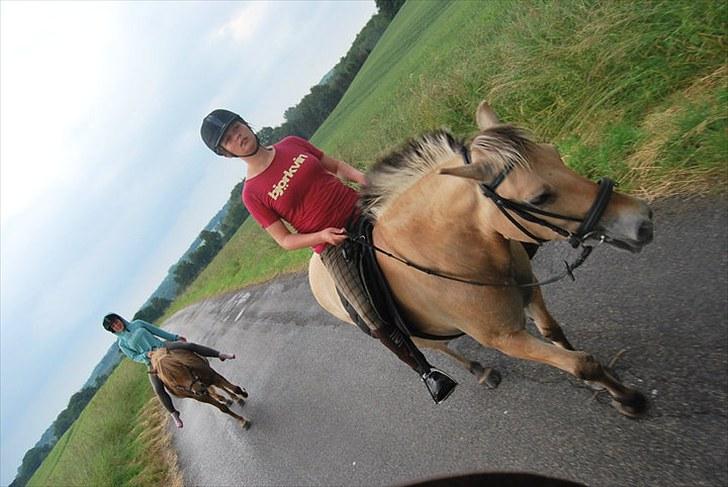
[612,389,648,418]
[584,380,605,391]
[480,368,501,389]
[241,419,251,430]
[240,389,249,399]
[237,399,246,408]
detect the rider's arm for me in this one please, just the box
[265,220,347,250]
[118,341,151,365]
[137,320,178,342]
[319,155,367,186]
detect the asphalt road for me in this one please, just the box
[166,196,727,487]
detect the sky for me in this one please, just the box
[0,1,377,483]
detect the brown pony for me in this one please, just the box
[150,348,250,428]
[309,101,654,417]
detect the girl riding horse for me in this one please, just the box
[200,109,457,403]
[102,313,235,428]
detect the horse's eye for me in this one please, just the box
[529,192,552,206]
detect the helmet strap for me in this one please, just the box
[222,132,261,158]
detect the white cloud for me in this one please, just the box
[213,1,270,44]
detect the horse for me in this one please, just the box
[308,101,654,417]
[149,348,251,428]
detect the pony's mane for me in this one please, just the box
[360,126,535,220]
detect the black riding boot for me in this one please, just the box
[372,327,457,404]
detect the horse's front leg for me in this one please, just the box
[490,330,647,418]
[414,338,501,388]
[526,286,574,351]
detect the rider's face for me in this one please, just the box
[220,121,255,157]
[110,319,125,333]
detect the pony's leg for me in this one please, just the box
[526,287,574,350]
[207,386,233,406]
[211,371,248,406]
[414,338,501,388]
[490,330,647,417]
[196,393,251,429]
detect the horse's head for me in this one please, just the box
[441,102,653,253]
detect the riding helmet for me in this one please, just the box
[201,109,246,156]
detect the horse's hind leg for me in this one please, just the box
[197,394,251,429]
[491,330,647,417]
[211,371,248,406]
[208,387,233,406]
[415,338,501,389]
[526,287,574,350]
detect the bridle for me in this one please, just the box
[461,146,615,250]
[352,146,616,288]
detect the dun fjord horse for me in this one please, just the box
[309,101,654,417]
[150,348,251,428]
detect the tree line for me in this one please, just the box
[257,0,405,144]
[10,375,108,487]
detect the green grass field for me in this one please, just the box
[31,1,726,484]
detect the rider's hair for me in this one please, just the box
[102,313,125,333]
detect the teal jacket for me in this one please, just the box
[114,318,179,366]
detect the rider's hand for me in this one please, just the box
[177,336,187,342]
[320,227,347,247]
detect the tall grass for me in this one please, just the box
[315,0,726,199]
[32,1,726,484]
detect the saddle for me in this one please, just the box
[149,348,209,396]
[339,215,464,342]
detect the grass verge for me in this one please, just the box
[28,361,182,487]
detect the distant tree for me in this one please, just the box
[220,181,249,242]
[257,126,276,146]
[51,386,98,440]
[10,443,52,487]
[173,260,198,289]
[133,297,172,323]
[376,0,406,19]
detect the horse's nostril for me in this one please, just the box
[638,220,654,243]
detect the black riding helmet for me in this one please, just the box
[102,313,124,333]
[201,109,259,157]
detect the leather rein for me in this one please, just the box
[351,146,615,288]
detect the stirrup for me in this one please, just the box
[421,368,458,404]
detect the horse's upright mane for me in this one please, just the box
[360,130,464,220]
[360,126,535,220]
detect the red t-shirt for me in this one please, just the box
[242,136,359,253]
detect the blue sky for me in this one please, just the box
[0,1,377,483]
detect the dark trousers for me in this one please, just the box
[148,341,222,414]
[320,244,433,376]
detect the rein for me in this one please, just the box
[351,147,614,289]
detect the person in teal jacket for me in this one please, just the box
[103,313,235,428]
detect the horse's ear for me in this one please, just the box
[439,162,497,182]
[476,101,500,130]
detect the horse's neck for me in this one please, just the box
[375,167,513,279]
